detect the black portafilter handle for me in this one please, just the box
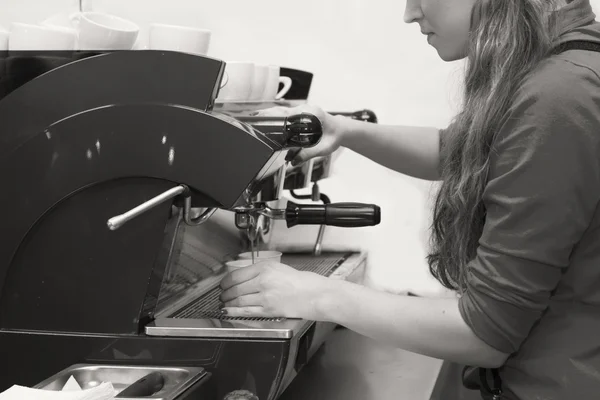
[329,109,378,124]
[285,200,381,228]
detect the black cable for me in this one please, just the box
[289,189,312,200]
[290,189,331,205]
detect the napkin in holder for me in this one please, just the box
[0,376,116,400]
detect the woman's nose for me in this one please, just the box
[404,0,423,23]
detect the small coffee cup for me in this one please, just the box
[278,67,313,100]
[149,23,211,56]
[216,62,254,102]
[238,251,282,263]
[72,12,139,50]
[264,65,292,101]
[41,12,78,31]
[249,64,269,101]
[225,259,255,275]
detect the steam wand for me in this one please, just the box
[106,185,216,231]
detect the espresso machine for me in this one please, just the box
[0,50,379,400]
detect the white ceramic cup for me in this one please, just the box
[225,259,255,275]
[238,251,282,263]
[41,12,78,31]
[216,62,255,102]
[249,64,269,101]
[72,12,139,50]
[149,23,211,56]
[9,23,77,50]
[0,27,9,51]
[263,65,293,101]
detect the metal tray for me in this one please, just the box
[34,364,206,399]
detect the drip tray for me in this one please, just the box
[145,252,364,339]
[167,252,353,322]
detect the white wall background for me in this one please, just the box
[1,0,598,296]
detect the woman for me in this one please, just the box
[221,0,600,398]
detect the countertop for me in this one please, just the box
[278,327,444,400]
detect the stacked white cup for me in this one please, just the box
[148,23,212,56]
[217,62,255,102]
[73,13,139,50]
[34,11,140,51]
[263,65,292,101]
[216,63,293,103]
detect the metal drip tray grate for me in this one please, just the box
[169,285,281,322]
[168,252,352,322]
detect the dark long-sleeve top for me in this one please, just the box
[446,1,600,398]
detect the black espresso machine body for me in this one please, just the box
[0,51,379,399]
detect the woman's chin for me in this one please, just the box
[436,48,467,62]
[430,40,467,62]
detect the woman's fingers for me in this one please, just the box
[254,104,323,118]
[222,293,263,308]
[253,106,292,117]
[222,306,270,318]
[220,277,261,302]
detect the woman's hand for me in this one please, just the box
[219,261,332,320]
[254,104,348,164]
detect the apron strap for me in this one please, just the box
[478,368,503,398]
[552,40,600,55]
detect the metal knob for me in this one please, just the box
[283,113,323,147]
[236,113,323,149]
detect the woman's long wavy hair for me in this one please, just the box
[428,0,565,291]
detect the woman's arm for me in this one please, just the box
[219,262,509,369]
[315,278,509,368]
[256,105,443,181]
[339,117,442,181]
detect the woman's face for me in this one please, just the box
[404,0,478,61]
